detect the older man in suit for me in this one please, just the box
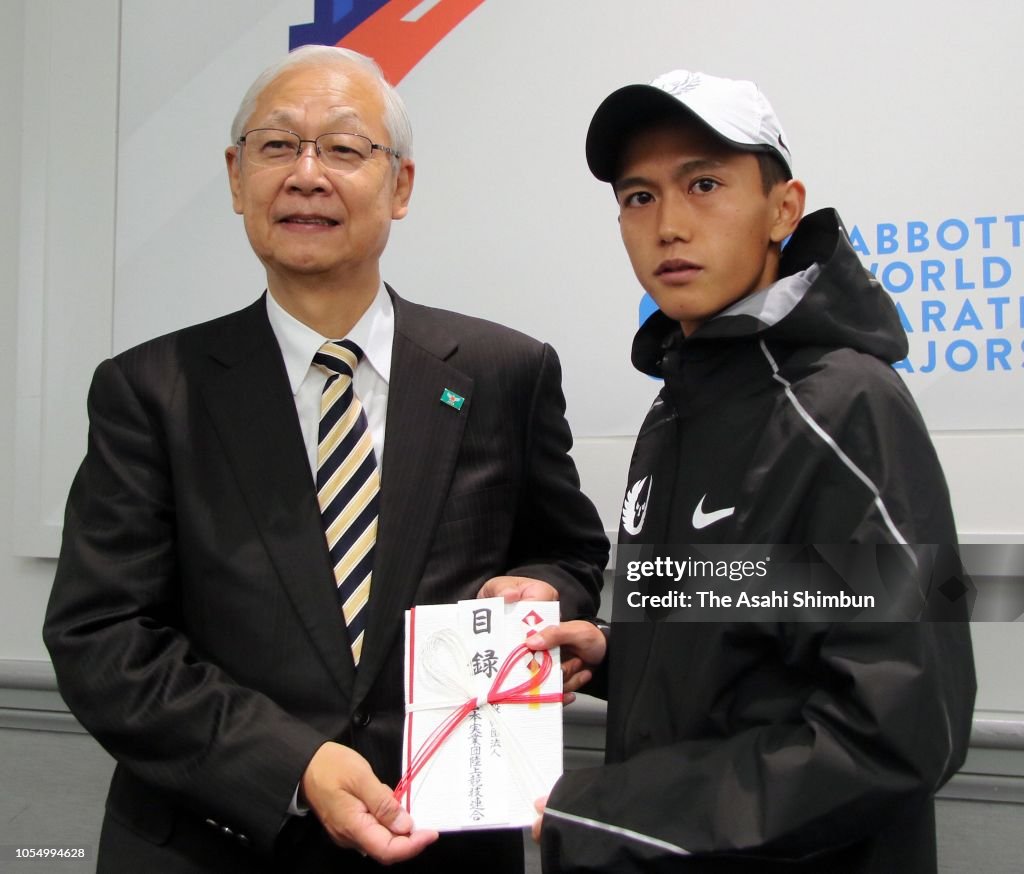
[43,45,607,874]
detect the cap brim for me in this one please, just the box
[585,83,783,183]
[586,84,709,182]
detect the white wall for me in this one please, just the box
[2,0,1021,717]
[0,0,59,660]
[3,0,121,659]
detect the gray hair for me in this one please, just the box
[229,45,413,160]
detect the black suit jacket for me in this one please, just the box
[43,289,607,873]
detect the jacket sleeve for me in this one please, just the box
[503,342,608,620]
[540,364,976,871]
[42,358,326,853]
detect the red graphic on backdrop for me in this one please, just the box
[291,0,485,85]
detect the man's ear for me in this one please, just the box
[391,159,415,220]
[769,179,806,243]
[225,146,243,215]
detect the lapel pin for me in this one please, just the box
[440,388,466,411]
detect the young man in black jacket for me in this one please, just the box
[528,70,976,873]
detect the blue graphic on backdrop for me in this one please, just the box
[849,214,1024,374]
[289,0,388,50]
[639,293,658,326]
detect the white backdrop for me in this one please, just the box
[4,0,1023,696]
[113,0,1024,437]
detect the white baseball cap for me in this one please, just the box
[586,69,794,182]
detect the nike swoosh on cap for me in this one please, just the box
[692,494,735,530]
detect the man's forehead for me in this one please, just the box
[248,63,382,129]
[258,106,364,129]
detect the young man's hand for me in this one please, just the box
[525,620,607,704]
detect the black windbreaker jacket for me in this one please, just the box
[541,209,976,873]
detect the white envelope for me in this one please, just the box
[397,598,562,831]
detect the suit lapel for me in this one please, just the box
[353,292,473,702]
[197,299,356,696]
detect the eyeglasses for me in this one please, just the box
[236,128,401,174]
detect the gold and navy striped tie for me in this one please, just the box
[313,340,379,666]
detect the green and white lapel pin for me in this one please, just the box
[440,388,466,411]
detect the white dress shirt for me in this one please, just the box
[266,284,393,479]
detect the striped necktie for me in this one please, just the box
[313,339,380,666]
